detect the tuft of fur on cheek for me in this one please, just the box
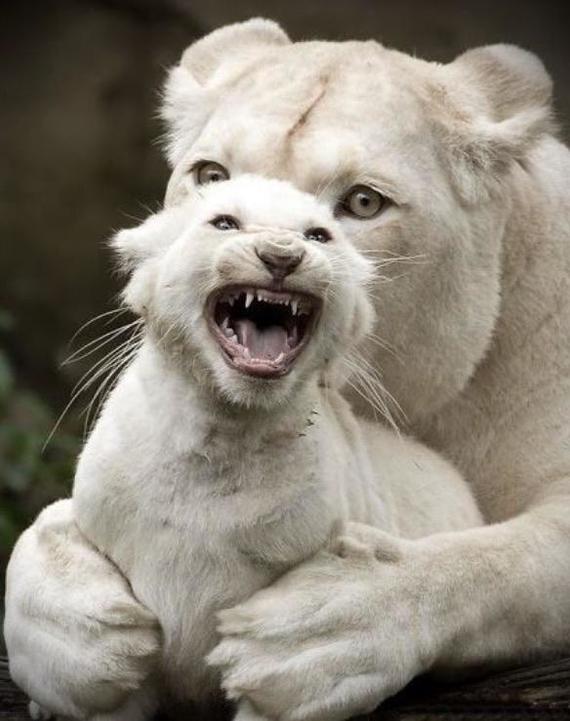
[121,260,160,318]
[327,249,376,350]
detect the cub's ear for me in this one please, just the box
[440,45,554,202]
[110,208,187,272]
[162,19,290,167]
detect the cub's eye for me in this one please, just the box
[210,215,240,231]
[304,227,332,243]
[337,185,387,219]
[194,161,230,185]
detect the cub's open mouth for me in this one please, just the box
[208,286,320,378]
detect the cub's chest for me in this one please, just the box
[81,436,324,562]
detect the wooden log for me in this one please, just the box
[2,655,570,720]
[0,657,27,720]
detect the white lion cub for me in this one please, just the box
[68,173,481,721]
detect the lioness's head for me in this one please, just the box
[153,18,553,422]
[112,173,373,408]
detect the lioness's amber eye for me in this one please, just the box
[337,185,387,219]
[194,161,230,185]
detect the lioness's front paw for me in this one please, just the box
[210,523,441,721]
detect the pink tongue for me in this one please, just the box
[234,319,289,360]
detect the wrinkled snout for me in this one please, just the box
[254,238,306,281]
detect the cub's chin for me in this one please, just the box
[207,285,321,380]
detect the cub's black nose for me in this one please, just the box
[255,247,305,280]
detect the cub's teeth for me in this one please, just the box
[221,316,234,338]
[245,292,254,308]
[291,299,298,315]
[228,295,235,306]
[243,348,251,359]
[256,290,264,302]
[275,352,285,363]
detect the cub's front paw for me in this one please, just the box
[29,702,54,720]
[5,501,161,721]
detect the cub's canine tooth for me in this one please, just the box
[291,299,298,315]
[245,292,254,308]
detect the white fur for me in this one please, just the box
[6,173,480,720]
[5,17,570,721]
[86,177,481,718]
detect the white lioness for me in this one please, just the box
[5,17,570,721]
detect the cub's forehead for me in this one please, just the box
[199,175,337,230]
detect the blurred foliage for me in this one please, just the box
[0,309,78,578]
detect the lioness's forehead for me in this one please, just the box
[195,41,435,194]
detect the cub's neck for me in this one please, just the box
[133,337,322,481]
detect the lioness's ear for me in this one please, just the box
[179,18,289,85]
[451,45,552,121]
[162,19,290,167]
[441,45,554,202]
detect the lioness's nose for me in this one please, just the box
[255,246,305,280]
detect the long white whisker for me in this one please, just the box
[43,324,143,451]
[63,319,142,366]
[82,332,143,436]
[350,350,406,420]
[67,307,129,347]
[342,352,406,432]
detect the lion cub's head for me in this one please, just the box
[112,174,374,408]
